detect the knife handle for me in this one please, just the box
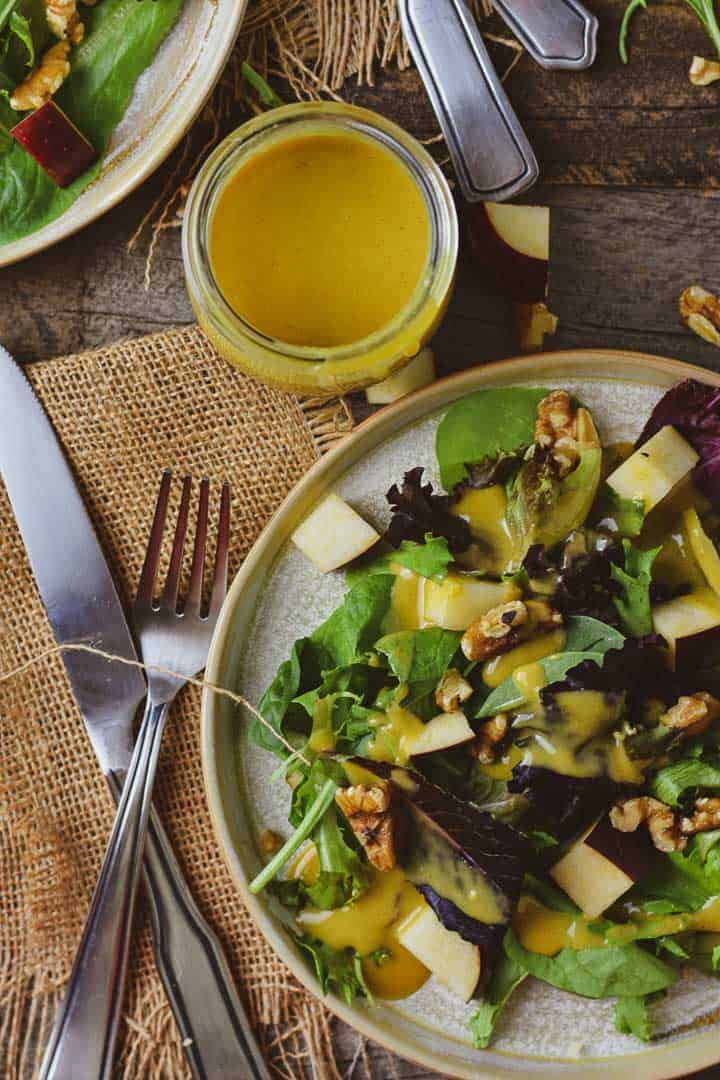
[107,774,271,1080]
[398,0,538,202]
[493,0,598,70]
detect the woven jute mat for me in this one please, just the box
[0,324,362,1079]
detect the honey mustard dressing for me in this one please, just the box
[366,702,425,765]
[209,130,431,349]
[296,867,430,999]
[513,896,604,955]
[482,630,566,689]
[451,485,516,573]
[387,568,423,632]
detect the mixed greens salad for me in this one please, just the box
[248,378,720,1047]
[0,0,183,244]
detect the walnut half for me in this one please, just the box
[690,56,720,86]
[461,598,562,662]
[680,285,720,349]
[661,692,720,739]
[10,40,70,111]
[681,797,720,836]
[336,782,397,871]
[435,668,473,713]
[610,796,686,853]
[534,390,600,478]
[471,713,508,764]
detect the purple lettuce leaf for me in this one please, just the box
[385,467,471,554]
[416,884,506,957]
[637,379,720,505]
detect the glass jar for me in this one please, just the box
[182,102,458,395]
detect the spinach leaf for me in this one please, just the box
[292,933,372,1005]
[476,616,624,718]
[313,574,394,668]
[0,0,183,244]
[651,755,720,808]
[614,994,656,1041]
[468,946,527,1048]
[610,542,659,637]
[436,387,548,490]
[252,637,327,755]
[375,627,462,703]
[349,534,453,584]
[504,931,677,998]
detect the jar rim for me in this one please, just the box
[182,102,458,368]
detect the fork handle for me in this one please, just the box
[39,698,168,1080]
[105,775,271,1080]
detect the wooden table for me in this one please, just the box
[2,3,720,1076]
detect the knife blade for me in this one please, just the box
[0,344,270,1080]
[0,344,145,771]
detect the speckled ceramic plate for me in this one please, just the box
[0,0,245,268]
[202,351,720,1079]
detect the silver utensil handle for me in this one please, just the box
[107,776,271,1080]
[39,698,168,1080]
[398,0,538,202]
[493,0,598,70]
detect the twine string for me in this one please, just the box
[0,643,310,767]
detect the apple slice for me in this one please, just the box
[366,348,435,405]
[291,493,380,573]
[397,903,481,1002]
[606,426,699,513]
[684,508,720,596]
[409,710,475,757]
[467,203,549,302]
[550,817,652,919]
[514,301,559,354]
[423,572,507,631]
[653,587,720,666]
[11,101,97,188]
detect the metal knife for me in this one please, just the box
[0,344,269,1080]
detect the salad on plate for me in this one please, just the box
[247,377,720,1048]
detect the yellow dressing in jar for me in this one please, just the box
[209,132,430,348]
[183,103,458,394]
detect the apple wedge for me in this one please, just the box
[397,904,481,1002]
[684,508,720,595]
[606,426,699,512]
[467,202,549,302]
[366,348,435,405]
[653,586,720,666]
[11,102,97,188]
[423,573,507,631]
[550,817,652,919]
[291,494,380,573]
[409,710,475,757]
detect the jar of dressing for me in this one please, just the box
[182,102,458,394]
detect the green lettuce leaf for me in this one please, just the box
[476,615,624,717]
[348,534,453,584]
[436,387,549,490]
[610,541,659,637]
[292,934,372,1005]
[313,574,394,668]
[650,754,720,808]
[503,931,677,998]
[614,994,656,1041]
[374,627,462,704]
[468,946,526,1048]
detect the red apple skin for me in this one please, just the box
[583,815,653,882]
[465,203,548,303]
[11,102,97,188]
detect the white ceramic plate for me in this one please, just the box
[202,351,720,1079]
[0,0,246,268]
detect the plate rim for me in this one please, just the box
[202,348,720,1079]
[0,0,247,269]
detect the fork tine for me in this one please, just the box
[136,470,172,606]
[209,482,230,617]
[161,475,192,611]
[185,478,209,616]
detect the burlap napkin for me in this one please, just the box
[0,325,355,1079]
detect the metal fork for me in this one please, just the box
[40,472,241,1080]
